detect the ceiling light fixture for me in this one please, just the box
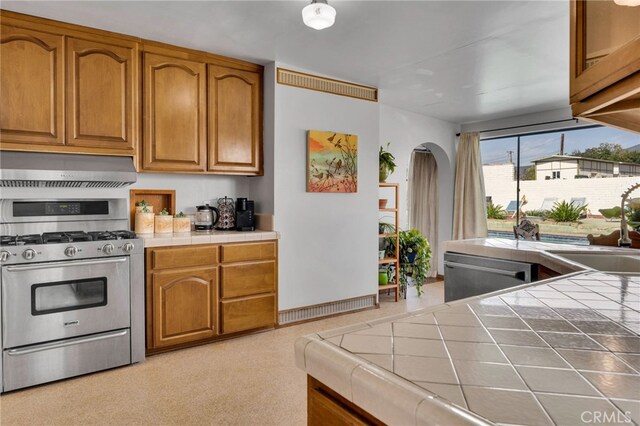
[302,0,336,30]
[613,0,640,6]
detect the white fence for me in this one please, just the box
[484,164,639,215]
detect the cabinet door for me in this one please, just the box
[0,25,64,145]
[143,53,206,172]
[66,37,136,150]
[208,65,261,175]
[570,0,640,102]
[150,266,217,348]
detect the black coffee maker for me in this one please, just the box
[235,198,255,231]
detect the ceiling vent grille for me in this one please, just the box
[277,68,378,102]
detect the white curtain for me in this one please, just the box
[453,132,488,240]
[408,150,438,277]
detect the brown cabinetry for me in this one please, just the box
[149,266,218,348]
[1,14,138,154]
[219,242,278,334]
[570,0,640,133]
[0,25,64,146]
[1,11,264,174]
[145,240,277,354]
[208,65,262,174]
[142,52,207,172]
[66,37,137,150]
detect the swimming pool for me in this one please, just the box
[487,230,589,245]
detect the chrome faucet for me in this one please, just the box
[619,182,640,247]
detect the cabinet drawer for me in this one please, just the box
[221,241,276,263]
[221,294,275,334]
[220,261,275,298]
[150,245,218,269]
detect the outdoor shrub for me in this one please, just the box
[526,210,548,218]
[628,207,640,224]
[486,202,506,220]
[548,200,588,222]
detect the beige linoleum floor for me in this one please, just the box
[0,282,444,426]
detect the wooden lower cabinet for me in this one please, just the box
[221,294,276,334]
[146,241,277,354]
[150,266,217,348]
[308,376,383,426]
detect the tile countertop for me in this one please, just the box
[138,230,280,247]
[295,272,640,425]
[443,238,639,275]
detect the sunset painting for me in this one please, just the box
[307,130,358,193]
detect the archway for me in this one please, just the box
[407,142,454,276]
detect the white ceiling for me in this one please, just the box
[2,0,570,124]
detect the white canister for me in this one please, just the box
[135,212,155,234]
[173,217,191,233]
[154,215,174,233]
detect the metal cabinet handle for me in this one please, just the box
[444,261,525,280]
[6,329,128,356]
[6,257,126,272]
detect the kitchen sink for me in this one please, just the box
[556,253,640,273]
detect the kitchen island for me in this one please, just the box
[296,242,640,425]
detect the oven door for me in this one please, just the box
[2,257,130,348]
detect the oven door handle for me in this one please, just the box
[6,329,129,356]
[5,257,127,272]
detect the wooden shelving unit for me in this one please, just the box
[379,183,399,302]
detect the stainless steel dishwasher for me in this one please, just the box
[444,252,538,302]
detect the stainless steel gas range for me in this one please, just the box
[0,198,144,392]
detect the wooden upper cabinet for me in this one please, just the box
[66,37,137,150]
[570,0,640,134]
[0,25,64,145]
[208,65,262,175]
[143,52,207,172]
[570,0,640,102]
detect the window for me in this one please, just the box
[481,126,640,245]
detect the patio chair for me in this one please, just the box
[570,197,587,208]
[513,219,540,241]
[570,197,588,218]
[538,197,558,211]
[505,200,518,218]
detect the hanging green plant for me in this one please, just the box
[379,143,396,183]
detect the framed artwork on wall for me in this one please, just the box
[307,130,358,193]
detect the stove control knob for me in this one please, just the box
[0,251,10,262]
[22,249,36,260]
[101,243,115,255]
[64,246,78,257]
[122,242,135,253]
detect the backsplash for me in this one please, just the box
[0,173,252,217]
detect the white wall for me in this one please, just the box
[0,172,251,217]
[267,63,379,311]
[484,174,639,214]
[379,104,458,275]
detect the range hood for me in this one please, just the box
[0,152,137,188]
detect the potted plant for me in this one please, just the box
[154,208,173,233]
[134,205,155,234]
[379,143,396,183]
[135,199,154,214]
[173,211,191,233]
[398,229,432,297]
